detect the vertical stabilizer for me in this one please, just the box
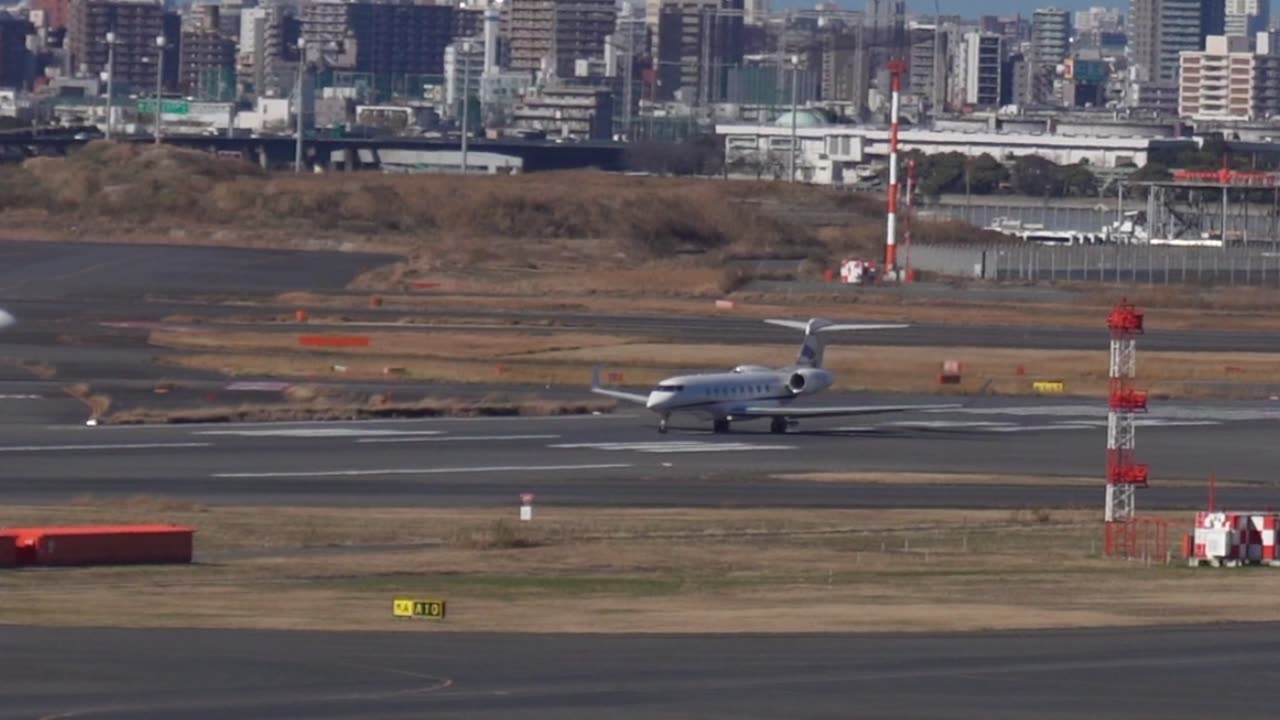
[796,318,833,368]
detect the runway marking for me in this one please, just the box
[57,414,641,430]
[358,434,561,444]
[885,420,1019,429]
[0,442,212,453]
[194,428,446,438]
[213,463,631,478]
[551,441,796,453]
[0,394,42,399]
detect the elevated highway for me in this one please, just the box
[0,130,629,172]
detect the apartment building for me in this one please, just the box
[301,0,455,77]
[655,0,743,103]
[0,16,33,89]
[508,0,614,78]
[1179,33,1280,120]
[68,0,179,91]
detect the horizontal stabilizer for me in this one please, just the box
[764,318,909,334]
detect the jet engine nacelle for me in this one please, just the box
[0,309,13,330]
[787,368,833,395]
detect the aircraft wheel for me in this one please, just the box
[770,417,788,434]
[712,418,730,434]
[658,416,669,434]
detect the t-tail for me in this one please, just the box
[764,318,911,370]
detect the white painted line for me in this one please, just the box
[195,429,446,438]
[54,414,640,430]
[885,421,1018,429]
[983,424,1099,433]
[0,394,43,400]
[213,463,632,479]
[0,442,213,453]
[358,434,561,444]
[648,444,795,453]
[550,441,794,453]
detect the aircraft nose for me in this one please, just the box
[646,392,671,409]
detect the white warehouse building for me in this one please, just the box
[716,110,1194,185]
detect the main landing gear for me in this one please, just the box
[770,417,789,434]
[712,418,731,434]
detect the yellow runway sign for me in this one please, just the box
[393,598,446,619]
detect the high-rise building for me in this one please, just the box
[909,24,948,114]
[1074,5,1124,33]
[444,37,484,117]
[1226,0,1270,38]
[32,0,72,32]
[1030,7,1070,105]
[301,0,455,77]
[958,30,1002,107]
[1032,8,1070,66]
[69,0,180,91]
[822,28,869,110]
[1179,32,1280,118]
[508,0,615,78]
[655,0,743,103]
[743,0,767,26]
[180,18,235,97]
[1129,0,1211,113]
[237,6,299,97]
[0,16,34,89]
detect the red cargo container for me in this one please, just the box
[0,532,15,568]
[0,525,194,566]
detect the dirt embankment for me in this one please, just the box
[0,142,996,282]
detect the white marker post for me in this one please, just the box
[520,493,534,522]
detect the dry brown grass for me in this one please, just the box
[0,502,1262,634]
[155,326,1280,398]
[149,328,640,360]
[103,395,616,425]
[0,143,852,267]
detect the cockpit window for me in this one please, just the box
[654,384,684,392]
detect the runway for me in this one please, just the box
[3,396,1279,508]
[4,623,1278,719]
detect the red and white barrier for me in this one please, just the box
[1190,512,1280,567]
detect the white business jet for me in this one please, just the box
[592,318,959,434]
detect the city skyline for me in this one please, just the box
[770,0,1129,15]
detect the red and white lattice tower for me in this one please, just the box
[1105,301,1149,524]
[884,58,907,278]
[903,157,916,283]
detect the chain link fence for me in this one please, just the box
[909,243,1280,286]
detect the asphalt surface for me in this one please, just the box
[4,623,1279,719]
[4,396,1279,508]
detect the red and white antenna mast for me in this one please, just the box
[885,58,906,278]
[1105,301,1149,523]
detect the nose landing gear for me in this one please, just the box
[658,415,670,434]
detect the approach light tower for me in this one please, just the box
[884,58,907,279]
[1105,301,1149,526]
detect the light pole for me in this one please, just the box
[104,31,115,139]
[295,37,306,173]
[788,54,799,184]
[153,35,165,144]
[460,39,471,175]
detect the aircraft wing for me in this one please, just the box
[736,403,963,418]
[591,387,651,404]
[590,367,649,405]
